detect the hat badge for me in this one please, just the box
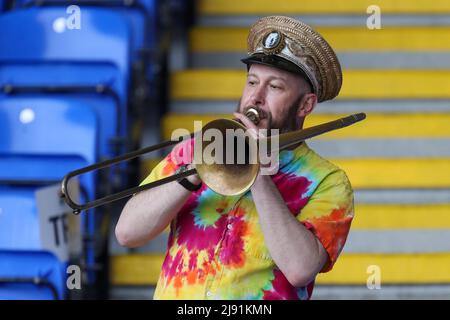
[262,31,285,54]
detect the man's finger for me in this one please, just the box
[234,112,268,139]
[233,112,257,130]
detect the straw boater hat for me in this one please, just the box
[241,16,342,103]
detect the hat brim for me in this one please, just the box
[241,53,313,90]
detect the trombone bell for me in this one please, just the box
[195,118,260,196]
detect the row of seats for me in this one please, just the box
[0,0,159,299]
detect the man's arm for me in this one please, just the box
[115,173,200,248]
[250,174,328,287]
[234,111,328,287]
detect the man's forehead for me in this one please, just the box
[247,63,300,81]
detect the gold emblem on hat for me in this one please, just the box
[261,30,285,55]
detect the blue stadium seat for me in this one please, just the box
[0,184,86,252]
[0,186,40,251]
[0,186,69,300]
[0,98,97,261]
[11,0,158,78]
[0,97,97,197]
[15,0,156,16]
[0,6,131,81]
[0,3,155,297]
[0,251,65,300]
[0,95,119,159]
[0,99,98,299]
[0,7,132,139]
[2,1,151,64]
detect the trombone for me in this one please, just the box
[61,109,366,214]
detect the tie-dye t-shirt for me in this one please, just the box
[140,139,354,300]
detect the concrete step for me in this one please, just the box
[190,52,450,69]
[197,15,450,27]
[161,113,450,139]
[197,0,450,16]
[344,230,450,253]
[109,252,450,286]
[170,70,450,100]
[352,189,450,204]
[170,100,450,114]
[108,284,450,299]
[189,26,450,52]
[312,284,450,300]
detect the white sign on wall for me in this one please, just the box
[35,180,81,262]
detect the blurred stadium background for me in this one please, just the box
[0,0,449,300]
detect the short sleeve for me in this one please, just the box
[139,138,195,187]
[297,169,354,273]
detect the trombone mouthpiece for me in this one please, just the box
[245,107,260,125]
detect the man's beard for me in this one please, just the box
[236,94,305,135]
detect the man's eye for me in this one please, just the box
[270,84,281,90]
[248,80,256,86]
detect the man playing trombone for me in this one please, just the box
[116,16,354,300]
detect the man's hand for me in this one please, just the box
[185,163,201,185]
[234,111,279,175]
[233,112,268,140]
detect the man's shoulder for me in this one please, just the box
[300,143,352,188]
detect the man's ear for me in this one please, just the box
[297,93,317,117]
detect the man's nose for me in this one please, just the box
[250,85,265,106]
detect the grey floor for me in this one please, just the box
[109,285,450,300]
